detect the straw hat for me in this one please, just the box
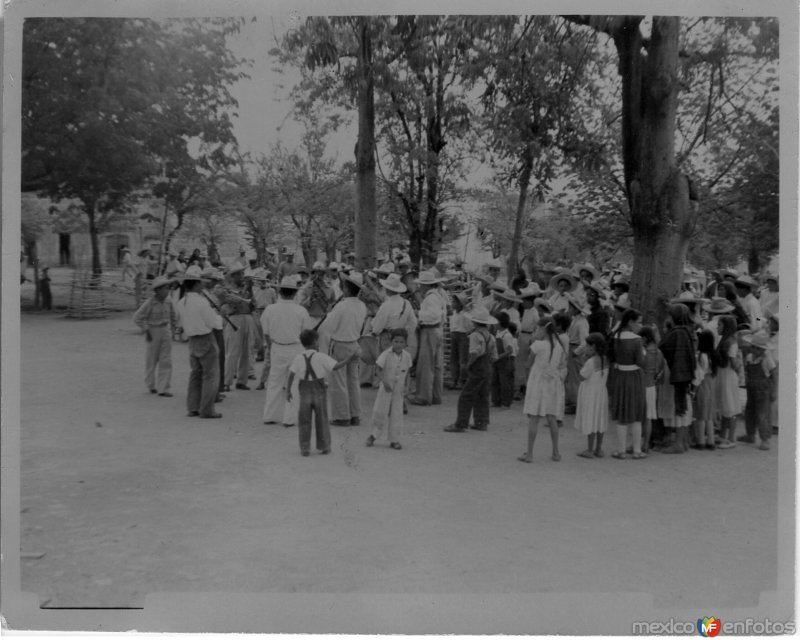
[414,270,444,286]
[468,307,498,325]
[742,333,770,349]
[344,271,365,289]
[549,272,576,292]
[380,273,407,293]
[490,281,508,293]
[312,261,326,272]
[519,283,542,298]
[152,275,172,289]
[376,262,396,275]
[574,263,600,281]
[734,274,758,290]
[566,294,588,313]
[228,264,245,275]
[495,289,522,304]
[327,261,340,271]
[670,290,708,306]
[200,268,225,282]
[278,276,300,290]
[702,297,734,314]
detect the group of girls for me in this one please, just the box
[516,301,779,463]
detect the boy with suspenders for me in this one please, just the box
[287,329,359,457]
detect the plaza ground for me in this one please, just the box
[13,272,785,626]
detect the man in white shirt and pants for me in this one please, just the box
[411,270,447,406]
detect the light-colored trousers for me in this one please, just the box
[262,342,302,425]
[415,327,443,404]
[144,325,172,393]
[224,314,251,386]
[370,385,404,443]
[329,340,361,421]
[248,312,263,377]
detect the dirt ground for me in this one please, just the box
[14,272,784,627]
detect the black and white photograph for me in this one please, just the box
[2,0,796,635]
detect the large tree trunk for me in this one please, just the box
[508,146,533,283]
[408,226,423,270]
[354,17,377,273]
[619,17,693,325]
[86,199,102,277]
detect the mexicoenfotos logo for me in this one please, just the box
[697,617,721,637]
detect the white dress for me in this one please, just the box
[523,338,567,418]
[574,357,609,435]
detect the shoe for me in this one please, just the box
[551,453,561,462]
[593,450,605,458]
[758,442,770,451]
[365,435,375,447]
[331,419,351,426]
[660,445,685,454]
[443,425,466,433]
[470,424,487,431]
[409,398,431,406]
[690,444,705,450]
[149,389,158,394]
[577,450,594,459]
[256,383,265,390]
[350,417,360,426]
[235,383,250,390]
[199,413,222,419]
[517,454,532,463]
[611,451,627,460]
[737,435,755,443]
[717,440,735,449]
[705,443,716,451]
[390,442,403,450]
[222,385,231,392]
[320,448,331,455]
[631,452,647,459]
[301,451,310,457]
[186,411,200,417]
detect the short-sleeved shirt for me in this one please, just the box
[289,349,338,380]
[261,299,311,344]
[376,348,412,389]
[496,328,518,357]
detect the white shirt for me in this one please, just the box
[319,296,368,342]
[261,299,311,344]
[372,294,418,335]
[419,289,447,326]
[497,328,518,357]
[740,293,763,329]
[289,349,338,380]
[449,310,473,333]
[375,348,413,389]
[176,292,223,336]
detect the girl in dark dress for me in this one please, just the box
[608,308,647,459]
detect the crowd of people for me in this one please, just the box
[131,247,781,461]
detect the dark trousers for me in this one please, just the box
[455,357,490,429]
[187,333,220,417]
[213,329,225,393]
[491,355,515,407]
[450,331,469,386]
[744,365,771,442]
[298,379,331,453]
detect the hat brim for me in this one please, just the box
[469,314,498,325]
[549,274,576,292]
[380,281,407,293]
[576,265,600,281]
[702,301,734,313]
[414,277,444,285]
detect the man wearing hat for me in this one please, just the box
[443,307,498,433]
[133,275,177,397]
[547,272,577,313]
[319,272,369,425]
[371,273,419,361]
[735,275,763,330]
[251,272,276,367]
[297,261,336,321]
[410,270,448,406]
[277,247,297,281]
[446,292,472,390]
[261,276,313,426]
[165,250,183,279]
[201,268,228,401]
[344,251,356,268]
[217,265,254,391]
[175,270,224,418]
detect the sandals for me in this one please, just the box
[390,442,403,450]
[517,454,532,463]
[611,451,627,460]
[631,452,647,459]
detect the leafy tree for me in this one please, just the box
[22,18,247,275]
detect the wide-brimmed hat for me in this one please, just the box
[734,274,758,290]
[519,283,542,298]
[312,261,326,272]
[182,265,204,282]
[327,261,340,271]
[742,333,770,349]
[720,268,738,280]
[228,264,245,275]
[200,268,225,282]
[574,263,600,281]
[549,272,576,292]
[490,281,508,293]
[398,258,412,268]
[278,276,300,290]
[670,290,708,306]
[376,262,395,275]
[495,289,521,304]
[468,307,498,325]
[344,271,365,289]
[151,275,172,289]
[414,270,444,286]
[703,297,734,314]
[380,273,407,293]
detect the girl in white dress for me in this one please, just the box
[519,316,568,463]
[575,333,610,458]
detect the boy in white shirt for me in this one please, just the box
[287,329,358,457]
[366,328,413,450]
